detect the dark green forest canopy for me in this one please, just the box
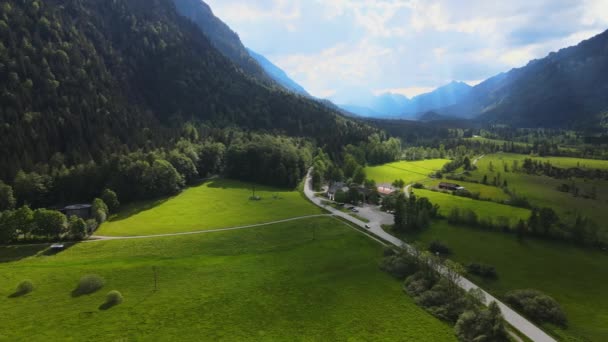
[0,0,375,182]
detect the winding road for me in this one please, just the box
[304,168,555,342]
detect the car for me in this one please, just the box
[364,224,370,229]
[351,208,359,213]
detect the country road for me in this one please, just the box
[304,168,555,342]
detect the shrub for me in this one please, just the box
[101,189,120,213]
[429,240,451,256]
[74,274,105,295]
[380,252,419,279]
[505,289,567,327]
[382,246,396,257]
[16,280,34,295]
[455,302,509,342]
[412,183,425,189]
[106,290,123,306]
[466,263,497,279]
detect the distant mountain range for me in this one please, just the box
[338,29,608,129]
[338,81,472,119]
[431,29,608,128]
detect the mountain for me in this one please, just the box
[247,49,309,96]
[403,81,472,118]
[171,0,273,84]
[0,0,373,181]
[338,93,410,118]
[433,30,608,128]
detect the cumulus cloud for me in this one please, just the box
[204,0,608,102]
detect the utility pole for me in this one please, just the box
[153,266,158,292]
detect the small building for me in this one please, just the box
[438,182,465,191]
[62,204,93,219]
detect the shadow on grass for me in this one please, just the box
[107,198,170,222]
[98,301,118,310]
[8,290,30,298]
[206,178,294,192]
[0,244,48,263]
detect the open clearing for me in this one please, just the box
[413,189,530,226]
[97,179,322,236]
[0,217,455,341]
[426,179,511,202]
[466,153,608,224]
[365,159,450,185]
[406,221,608,342]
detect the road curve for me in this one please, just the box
[304,169,555,342]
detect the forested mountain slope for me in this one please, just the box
[436,29,608,128]
[247,48,310,96]
[0,0,373,181]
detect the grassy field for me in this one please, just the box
[0,217,456,341]
[97,179,322,236]
[413,189,530,226]
[466,154,608,224]
[405,221,608,341]
[426,179,511,202]
[365,159,450,185]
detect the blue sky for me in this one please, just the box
[205,0,608,103]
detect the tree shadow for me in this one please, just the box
[98,301,118,310]
[8,289,31,298]
[0,244,48,263]
[107,197,170,222]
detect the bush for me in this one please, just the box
[455,302,509,342]
[466,263,497,279]
[106,290,123,306]
[74,274,105,295]
[380,252,419,279]
[16,280,34,295]
[429,240,451,256]
[412,183,425,189]
[382,246,396,257]
[505,289,567,327]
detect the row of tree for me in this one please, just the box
[1,129,314,209]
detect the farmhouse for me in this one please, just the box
[438,182,465,191]
[61,204,93,219]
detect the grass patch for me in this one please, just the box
[0,217,455,341]
[365,159,450,185]
[426,179,510,202]
[412,189,530,226]
[97,179,322,236]
[405,220,608,341]
[468,153,608,224]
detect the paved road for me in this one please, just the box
[304,169,555,342]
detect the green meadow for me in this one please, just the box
[468,154,608,224]
[406,221,608,342]
[426,179,511,202]
[413,189,530,226]
[0,217,455,341]
[97,179,322,236]
[365,159,450,185]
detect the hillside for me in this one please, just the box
[247,48,309,96]
[404,81,472,118]
[171,0,273,85]
[0,0,373,181]
[435,29,608,128]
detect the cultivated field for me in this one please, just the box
[0,217,455,341]
[406,221,608,342]
[413,189,530,226]
[365,159,450,185]
[97,179,322,236]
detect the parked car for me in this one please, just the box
[364,224,370,229]
[351,208,359,213]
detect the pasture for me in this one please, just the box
[0,217,455,341]
[413,189,530,226]
[467,154,608,224]
[426,179,511,202]
[365,159,449,185]
[97,179,322,236]
[406,221,608,342]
